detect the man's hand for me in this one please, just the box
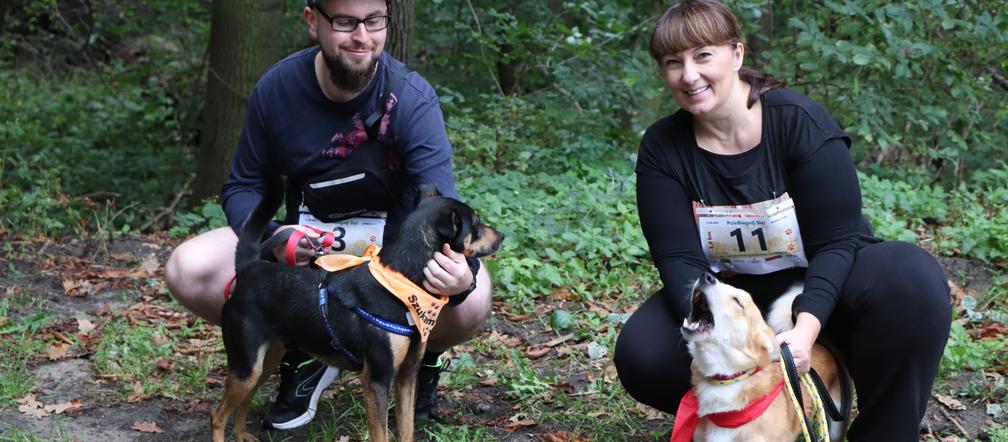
[775,312,822,375]
[268,225,320,266]
[422,244,473,296]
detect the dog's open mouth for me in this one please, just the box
[682,289,714,335]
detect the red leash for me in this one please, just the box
[223,226,337,301]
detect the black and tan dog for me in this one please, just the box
[210,173,503,442]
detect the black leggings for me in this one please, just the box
[614,241,951,441]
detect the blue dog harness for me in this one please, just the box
[317,282,416,367]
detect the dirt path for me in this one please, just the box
[0,234,998,441]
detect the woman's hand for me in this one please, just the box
[268,225,320,266]
[775,312,822,375]
[422,244,473,296]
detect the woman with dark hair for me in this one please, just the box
[613,1,951,440]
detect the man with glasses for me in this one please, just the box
[165,0,493,431]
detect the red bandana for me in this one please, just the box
[669,381,785,442]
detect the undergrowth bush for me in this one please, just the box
[0,67,193,236]
[450,96,659,313]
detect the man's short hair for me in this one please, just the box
[306,0,390,6]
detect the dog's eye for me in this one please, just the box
[733,297,743,308]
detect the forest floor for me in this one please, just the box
[0,233,1002,441]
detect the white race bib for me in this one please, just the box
[692,193,808,275]
[298,204,386,257]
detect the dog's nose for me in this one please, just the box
[703,272,717,285]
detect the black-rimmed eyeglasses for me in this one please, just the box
[313,4,389,32]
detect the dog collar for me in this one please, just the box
[704,366,761,385]
[669,380,785,442]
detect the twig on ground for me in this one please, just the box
[141,174,195,233]
[938,405,970,439]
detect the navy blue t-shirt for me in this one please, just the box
[221,48,458,243]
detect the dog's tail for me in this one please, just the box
[235,171,284,275]
[765,282,803,334]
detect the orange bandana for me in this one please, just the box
[314,246,448,342]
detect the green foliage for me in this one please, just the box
[168,200,228,238]
[91,311,224,400]
[736,0,1008,183]
[0,66,194,236]
[940,321,1008,377]
[499,350,558,401]
[860,168,1008,263]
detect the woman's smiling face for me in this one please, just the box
[660,43,745,117]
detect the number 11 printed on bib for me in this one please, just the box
[692,192,808,275]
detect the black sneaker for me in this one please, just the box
[263,358,340,430]
[414,357,450,421]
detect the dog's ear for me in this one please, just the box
[435,208,471,253]
[418,183,441,200]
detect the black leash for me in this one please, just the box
[780,342,853,440]
[810,343,852,422]
[780,343,817,440]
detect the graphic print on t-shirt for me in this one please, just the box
[692,192,808,274]
[322,92,399,161]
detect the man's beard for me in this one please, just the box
[323,49,378,94]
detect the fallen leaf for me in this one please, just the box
[183,399,213,413]
[77,318,96,334]
[17,394,47,418]
[542,431,589,442]
[138,255,160,276]
[485,330,521,348]
[46,342,71,360]
[131,421,164,433]
[979,323,1008,340]
[637,402,667,421]
[335,437,351,442]
[154,356,174,372]
[933,393,966,411]
[44,399,85,414]
[948,279,966,304]
[503,418,537,432]
[542,333,574,347]
[546,288,574,302]
[524,346,551,359]
[127,382,150,403]
[110,252,136,262]
[94,303,111,316]
[499,310,529,322]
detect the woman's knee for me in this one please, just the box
[841,242,951,347]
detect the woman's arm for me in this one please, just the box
[788,137,863,324]
[636,166,711,323]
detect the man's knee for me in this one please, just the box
[164,227,237,301]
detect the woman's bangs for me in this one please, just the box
[650,5,738,60]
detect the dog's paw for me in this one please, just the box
[236,432,261,442]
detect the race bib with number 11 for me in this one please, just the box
[692,192,808,275]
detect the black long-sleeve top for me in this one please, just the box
[636,88,877,324]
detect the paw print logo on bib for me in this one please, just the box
[692,193,808,275]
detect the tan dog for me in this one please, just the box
[674,273,849,442]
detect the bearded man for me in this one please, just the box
[165,0,494,430]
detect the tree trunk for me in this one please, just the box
[193,0,283,202]
[746,2,773,64]
[386,0,414,64]
[0,0,11,34]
